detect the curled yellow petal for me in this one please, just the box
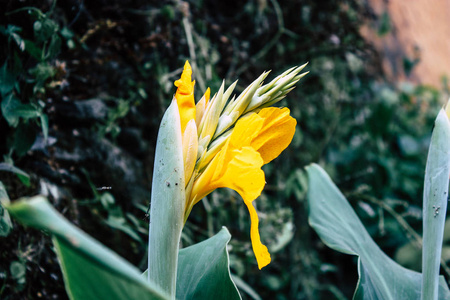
[174,61,196,133]
[182,119,198,185]
[251,107,297,164]
[245,200,271,269]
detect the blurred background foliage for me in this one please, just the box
[0,0,449,299]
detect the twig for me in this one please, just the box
[180,5,206,92]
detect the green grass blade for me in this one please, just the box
[421,109,450,300]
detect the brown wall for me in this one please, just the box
[362,0,450,88]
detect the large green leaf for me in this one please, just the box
[422,109,450,300]
[141,228,242,300]
[7,196,169,300]
[176,227,241,300]
[148,99,186,298]
[306,164,450,300]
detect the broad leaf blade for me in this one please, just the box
[306,164,450,300]
[7,196,169,300]
[148,99,185,297]
[176,227,241,300]
[422,109,450,300]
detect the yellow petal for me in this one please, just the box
[190,145,265,206]
[219,147,265,202]
[174,61,196,133]
[244,200,271,269]
[250,107,296,164]
[182,119,198,185]
[228,112,263,149]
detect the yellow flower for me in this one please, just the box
[190,108,296,269]
[173,60,303,269]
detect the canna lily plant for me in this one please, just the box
[5,61,308,300]
[148,60,307,297]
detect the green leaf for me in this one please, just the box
[0,25,24,51]
[24,39,43,60]
[40,113,49,141]
[141,228,242,299]
[230,275,261,300]
[148,99,185,298]
[12,122,37,157]
[29,62,56,82]
[7,196,170,300]
[0,62,16,97]
[11,103,40,119]
[10,260,26,285]
[104,215,142,242]
[421,109,450,300]
[34,18,58,43]
[45,34,61,59]
[1,94,20,126]
[1,94,41,127]
[60,27,74,39]
[176,227,241,300]
[0,163,30,186]
[11,32,25,51]
[0,181,13,237]
[306,164,450,300]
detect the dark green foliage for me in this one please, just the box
[0,3,64,161]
